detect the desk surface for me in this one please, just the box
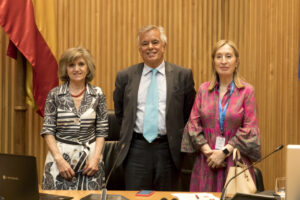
[41,189,221,200]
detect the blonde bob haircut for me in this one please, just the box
[208,40,245,91]
[58,46,95,83]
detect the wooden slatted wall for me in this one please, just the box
[0,0,299,190]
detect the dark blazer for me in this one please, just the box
[113,62,196,169]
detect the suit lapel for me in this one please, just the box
[165,62,174,114]
[131,63,144,121]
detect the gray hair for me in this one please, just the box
[137,25,167,47]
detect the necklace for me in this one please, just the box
[70,86,86,97]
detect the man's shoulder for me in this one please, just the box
[118,63,143,74]
[165,62,192,73]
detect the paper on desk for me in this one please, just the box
[172,193,219,200]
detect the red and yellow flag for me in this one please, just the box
[0,0,58,116]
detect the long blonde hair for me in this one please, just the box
[208,40,244,91]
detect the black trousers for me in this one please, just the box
[123,133,179,191]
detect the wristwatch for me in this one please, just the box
[222,147,230,157]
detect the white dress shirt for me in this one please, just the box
[134,61,167,136]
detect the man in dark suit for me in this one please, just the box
[113,25,196,190]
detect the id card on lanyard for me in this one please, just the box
[215,82,235,150]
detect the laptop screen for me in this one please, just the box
[286,145,300,200]
[0,153,39,200]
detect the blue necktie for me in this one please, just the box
[143,69,158,143]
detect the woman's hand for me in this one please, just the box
[206,150,226,169]
[82,137,105,176]
[56,157,75,180]
[200,144,213,158]
[82,157,99,176]
[43,134,75,180]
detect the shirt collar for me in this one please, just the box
[215,81,236,91]
[58,82,69,95]
[142,61,165,76]
[58,82,96,96]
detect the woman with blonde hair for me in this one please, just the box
[181,40,261,192]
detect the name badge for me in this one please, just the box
[215,136,225,150]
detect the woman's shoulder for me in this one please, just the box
[87,84,104,95]
[194,81,211,96]
[239,81,255,93]
[198,81,211,90]
[48,84,66,95]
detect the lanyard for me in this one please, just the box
[218,82,235,135]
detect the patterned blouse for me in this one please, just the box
[41,82,108,142]
[181,81,261,192]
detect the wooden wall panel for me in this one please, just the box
[0,0,299,190]
[55,0,223,101]
[0,33,15,154]
[224,0,300,190]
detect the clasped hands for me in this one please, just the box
[56,157,99,180]
[201,144,227,169]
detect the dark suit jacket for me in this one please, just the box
[113,62,196,169]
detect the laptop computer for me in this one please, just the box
[0,153,72,200]
[286,145,300,200]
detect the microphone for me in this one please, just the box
[220,145,284,200]
[101,143,125,200]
